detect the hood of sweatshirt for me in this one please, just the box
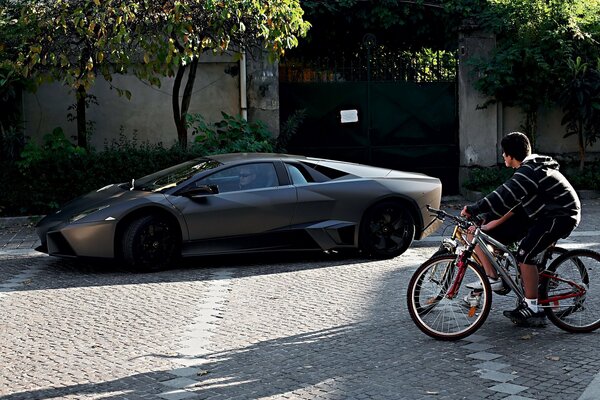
[522,154,560,170]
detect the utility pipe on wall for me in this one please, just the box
[240,51,248,120]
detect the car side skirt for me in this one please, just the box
[182,222,357,257]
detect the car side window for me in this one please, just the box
[195,163,279,193]
[285,164,310,185]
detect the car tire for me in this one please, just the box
[359,201,415,259]
[122,215,180,272]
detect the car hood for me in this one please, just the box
[36,183,153,228]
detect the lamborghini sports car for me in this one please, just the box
[36,153,442,271]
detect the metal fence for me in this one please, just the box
[280,47,457,84]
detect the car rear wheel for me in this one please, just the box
[359,201,415,259]
[122,215,180,272]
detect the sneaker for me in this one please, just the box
[466,277,504,291]
[503,303,547,327]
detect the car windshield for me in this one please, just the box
[133,158,222,192]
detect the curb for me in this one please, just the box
[0,216,42,225]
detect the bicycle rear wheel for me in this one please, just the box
[407,254,492,340]
[539,249,600,333]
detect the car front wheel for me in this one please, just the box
[122,215,180,272]
[359,201,415,259]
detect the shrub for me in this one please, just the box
[462,166,514,195]
[1,128,198,216]
[187,112,274,155]
[562,163,600,191]
[463,163,600,194]
[1,114,281,216]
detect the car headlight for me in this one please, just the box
[70,205,110,223]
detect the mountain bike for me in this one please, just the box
[407,206,600,340]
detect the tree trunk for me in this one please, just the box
[76,85,87,149]
[172,65,187,149]
[524,109,537,151]
[172,58,200,150]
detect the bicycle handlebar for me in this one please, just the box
[426,205,479,230]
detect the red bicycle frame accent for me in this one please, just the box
[538,271,587,305]
[446,253,468,299]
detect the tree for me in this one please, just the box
[134,0,310,149]
[16,0,142,149]
[1,0,34,159]
[16,0,309,150]
[558,57,600,170]
[468,0,600,149]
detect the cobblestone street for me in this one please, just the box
[1,199,600,399]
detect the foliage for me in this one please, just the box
[2,127,188,216]
[558,57,600,170]
[276,108,306,153]
[14,0,310,150]
[15,0,142,148]
[563,164,600,191]
[0,119,282,216]
[469,0,600,146]
[0,1,31,153]
[188,112,274,155]
[462,166,514,195]
[0,67,25,159]
[463,162,600,193]
[298,0,462,53]
[132,0,311,149]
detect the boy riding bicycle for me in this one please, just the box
[460,132,581,327]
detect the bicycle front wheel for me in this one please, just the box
[539,249,600,333]
[407,254,492,340]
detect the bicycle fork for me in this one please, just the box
[446,248,473,299]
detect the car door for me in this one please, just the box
[169,161,297,245]
[285,161,380,225]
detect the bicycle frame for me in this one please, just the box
[447,227,525,300]
[469,228,525,298]
[457,225,586,307]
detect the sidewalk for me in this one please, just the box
[0,216,40,252]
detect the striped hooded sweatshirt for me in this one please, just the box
[465,154,581,226]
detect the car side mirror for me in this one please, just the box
[181,184,219,199]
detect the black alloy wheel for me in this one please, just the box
[360,200,415,259]
[122,215,180,272]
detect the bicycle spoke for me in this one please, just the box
[407,255,492,340]
[540,249,600,332]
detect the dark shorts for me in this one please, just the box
[483,208,530,245]
[485,213,577,265]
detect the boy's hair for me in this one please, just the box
[501,132,531,162]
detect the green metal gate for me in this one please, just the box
[279,45,459,193]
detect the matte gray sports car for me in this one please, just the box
[36,153,442,271]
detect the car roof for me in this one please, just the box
[206,152,309,164]
[204,152,417,179]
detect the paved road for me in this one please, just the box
[1,198,600,400]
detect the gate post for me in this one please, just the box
[458,24,499,196]
[246,48,280,137]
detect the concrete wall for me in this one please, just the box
[457,28,499,186]
[246,49,280,136]
[22,52,278,149]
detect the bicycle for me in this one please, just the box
[407,206,600,340]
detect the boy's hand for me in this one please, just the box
[460,206,471,218]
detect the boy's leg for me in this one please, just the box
[504,217,576,325]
